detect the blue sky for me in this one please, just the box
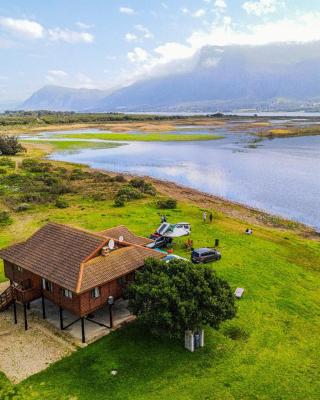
[1,0,320,105]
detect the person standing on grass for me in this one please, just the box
[203,211,207,223]
[209,212,213,223]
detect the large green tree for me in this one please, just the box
[126,258,236,338]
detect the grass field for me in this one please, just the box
[57,132,223,142]
[0,149,320,399]
[21,139,124,151]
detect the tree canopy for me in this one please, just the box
[126,258,236,338]
[0,135,26,156]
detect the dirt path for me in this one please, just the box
[0,284,78,383]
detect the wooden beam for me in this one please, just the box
[23,303,28,331]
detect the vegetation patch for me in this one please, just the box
[57,132,223,142]
[156,198,177,209]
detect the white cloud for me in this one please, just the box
[0,17,44,39]
[193,9,206,18]
[215,0,227,9]
[123,11,320,83]
[76,21,93,29]
[46,69,68,84]
[48,28,94,43]
[135,24,153,39]
[125,32,137,41]
[242,0,282,16]
[119,7,135,15]
[128,47,149,63]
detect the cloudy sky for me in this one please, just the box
[0,0,320,105]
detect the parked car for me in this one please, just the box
[191,248,221,263]
[146,236,172,249]
[163,254,189,263]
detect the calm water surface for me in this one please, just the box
[39,127,320,229]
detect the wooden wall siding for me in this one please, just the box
[42,282,81,315]
[4,261,41,288]
[3,262,135,317]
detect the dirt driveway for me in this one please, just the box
[0,283,78,383]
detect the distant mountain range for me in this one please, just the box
[21,41,320,113]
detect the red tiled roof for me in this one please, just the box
[99,225,153,246]
[0,222,163,293]
[80,246,163,292]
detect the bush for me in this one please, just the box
[130,178,156,196]
[0,157,15,168]
[15,203,31,212]
[112,174,126,183]
[0,136,26,155]
[91,171,111,183]
[21,159,51,173]
[70,168,89,181]
[49,182,71,195]
[55,198,69,209]
[114,195,126,207]
[0,168,6,174]
[156,198,177,209]
[0,211,12,227]
[117,185,143,200]
[20,192,53,204]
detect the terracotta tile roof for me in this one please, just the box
[0,222,107,292]
[80,245,164,293]
[0,222,164,294]
[99,225,153,246]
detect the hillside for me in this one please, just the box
[21,85,112,112]
[20,41,320,112]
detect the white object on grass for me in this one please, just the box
[234,288,244,298]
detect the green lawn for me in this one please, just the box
[0,151,320,399]
[56,132,223,142]
[21,140,123,151]
[0,196,320,399]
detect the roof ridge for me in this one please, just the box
[46,221,107,240]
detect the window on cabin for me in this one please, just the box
[16,265,23,272]
[117,276,127,286]
[62,289,73,299]
[42,278,53,292]
[90,287,100,298]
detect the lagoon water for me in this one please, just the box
[38,128,320,229]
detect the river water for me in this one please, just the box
[28,125,320,229]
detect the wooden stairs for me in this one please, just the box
[0,285,13,311]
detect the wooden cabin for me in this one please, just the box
[0,222,163,342]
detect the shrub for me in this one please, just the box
[55,198,69,209]
[91,171,111,183]
[0,211,12,227]
[21,158,51,173]
[117,185,143,200]
[0,168,6,174]
[20,192,53,204]
[156,198,177,209]
[15,203,31,212]
[49,182,71,195]
[113,174,126,183]
[0,157,15,168]
[70,168,89,180]
[114,195,126,207]
[130,178,156,196]
[0,136,26,155]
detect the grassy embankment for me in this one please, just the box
[258,125,320,138]
[0,145,319,399]
[55,132,223,142]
